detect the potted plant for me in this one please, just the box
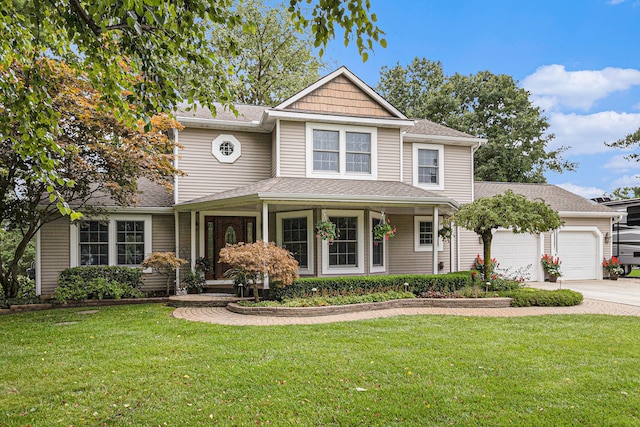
[602,256,624,280]
[182,269,205,293]
[315,219,338,243]
[541,254,562,282]
[438,225,452,242]
[373,219,396,241]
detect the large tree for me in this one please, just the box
[2,0,384,214]
[377,58,575,183]
[452,190,563,279]
[0,60,181,298]
[177,0,329,106]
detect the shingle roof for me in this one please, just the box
[66,179,173,208]
[475,182,617,214]
[176,102,266,122]
[179,177,454,207]
[409,119,478,139]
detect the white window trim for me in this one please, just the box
[413,143,444,190]
[70,214,153,272]
[276,210,314,275]
[370,211,386,273]
[321,209,365,275]
[211,134,241,163]
[414,216,444,252]
[305,122,378,180]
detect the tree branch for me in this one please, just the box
[68,0,102,36]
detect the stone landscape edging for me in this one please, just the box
[226,297,512,317]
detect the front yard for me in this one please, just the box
[1,304,639,426]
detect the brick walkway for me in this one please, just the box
[172,298,640,326]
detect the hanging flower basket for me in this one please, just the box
[315,219,338,242]
[438,225,452,242]
[194,257,213,274]
[373,219,396,241]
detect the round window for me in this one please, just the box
[219,141,235,156]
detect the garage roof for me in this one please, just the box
[475,182,617,215]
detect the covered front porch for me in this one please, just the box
[173,178,461,294]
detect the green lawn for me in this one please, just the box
[1,305,639,426]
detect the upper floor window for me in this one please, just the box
[212,134,242,163]
[413,143,444,190]
[306,123,377,180]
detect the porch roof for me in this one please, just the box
[175,177,459,212]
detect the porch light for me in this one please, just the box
[605,232,610,243]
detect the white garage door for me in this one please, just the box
[557,231,599,280]
[492,231,540,281]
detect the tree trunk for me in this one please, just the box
[1,223,38,299]
[482,232,493,281]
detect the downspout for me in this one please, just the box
[35,224,42,296]
[174,211,181,295]
[173,128,180,205]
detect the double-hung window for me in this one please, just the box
[414,216,444,252]
[79,221,109,266]
[72,215,152,268]
[321,210,364,274]
[276,211,314,275]
[307,123,377,179]
[413,143,444,190]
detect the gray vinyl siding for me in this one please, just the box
[377,128,401,181]
[40,217,71,297]
[443,145,473,203]
[457,228,483,273]
[141,214,176,292]
[176,128,272,203]
[278,120,306,177]
[387,215,450,275]
[403,142,474,203]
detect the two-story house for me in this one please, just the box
[35,67,619,297]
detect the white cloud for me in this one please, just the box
[610,174,640,188]
[608,0,626,4]
[603,154,640,172]
[548,111,640,155]
[522,64,640,110]
[556,182,607,199]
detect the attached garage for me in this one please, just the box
[556,228,602,280]
[491,230,542,281]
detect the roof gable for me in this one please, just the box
[275,67,407,119]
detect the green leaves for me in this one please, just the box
[378,58,576,183]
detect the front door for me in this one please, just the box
[204,216,256,280]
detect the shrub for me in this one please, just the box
[269,272,472,301]
[54,266,144,303]
[0,276,38,307]
[58,266,143,288]
[53,276,144,303]
[239,291,414,307]
[141,252,188,295]
[219,241,299,302]
[500,289,583,307]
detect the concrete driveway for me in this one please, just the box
[529,278,640,307]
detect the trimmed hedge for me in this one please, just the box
[58,266,143,288]
[269,272,473,301]
[53,266,144,303]
[500,289,584,307]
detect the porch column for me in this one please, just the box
[432,207,439,274]
[190,211,196,270]
[174,211,185,295]
[262,201,269,290]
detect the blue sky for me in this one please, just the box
[322,0,640,198]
